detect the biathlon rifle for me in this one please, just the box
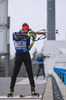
[43,55,50,58]
[18,29,58,41]
[28,29,58,41]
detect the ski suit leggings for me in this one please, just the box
[37,63,45,78]
[10,51,35,92]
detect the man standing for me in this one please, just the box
[8,23,36,97]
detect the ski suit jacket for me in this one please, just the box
[13,32,36,52]
[37,57,44,64]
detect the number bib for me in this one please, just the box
[14,41,26,47]
[14,40,27,51]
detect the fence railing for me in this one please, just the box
[54,68,66,85]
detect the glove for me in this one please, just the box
[32,34,36,38]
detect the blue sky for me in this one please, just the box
[8,0,66,57]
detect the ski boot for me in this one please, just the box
[20,94,25,97]
[31,87,39,97]
[32,92,39,97]
[7,92,13,97]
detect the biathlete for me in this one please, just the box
[7,23,39,97]
[36,52,50,79]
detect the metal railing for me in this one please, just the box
[54,68,66,85]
